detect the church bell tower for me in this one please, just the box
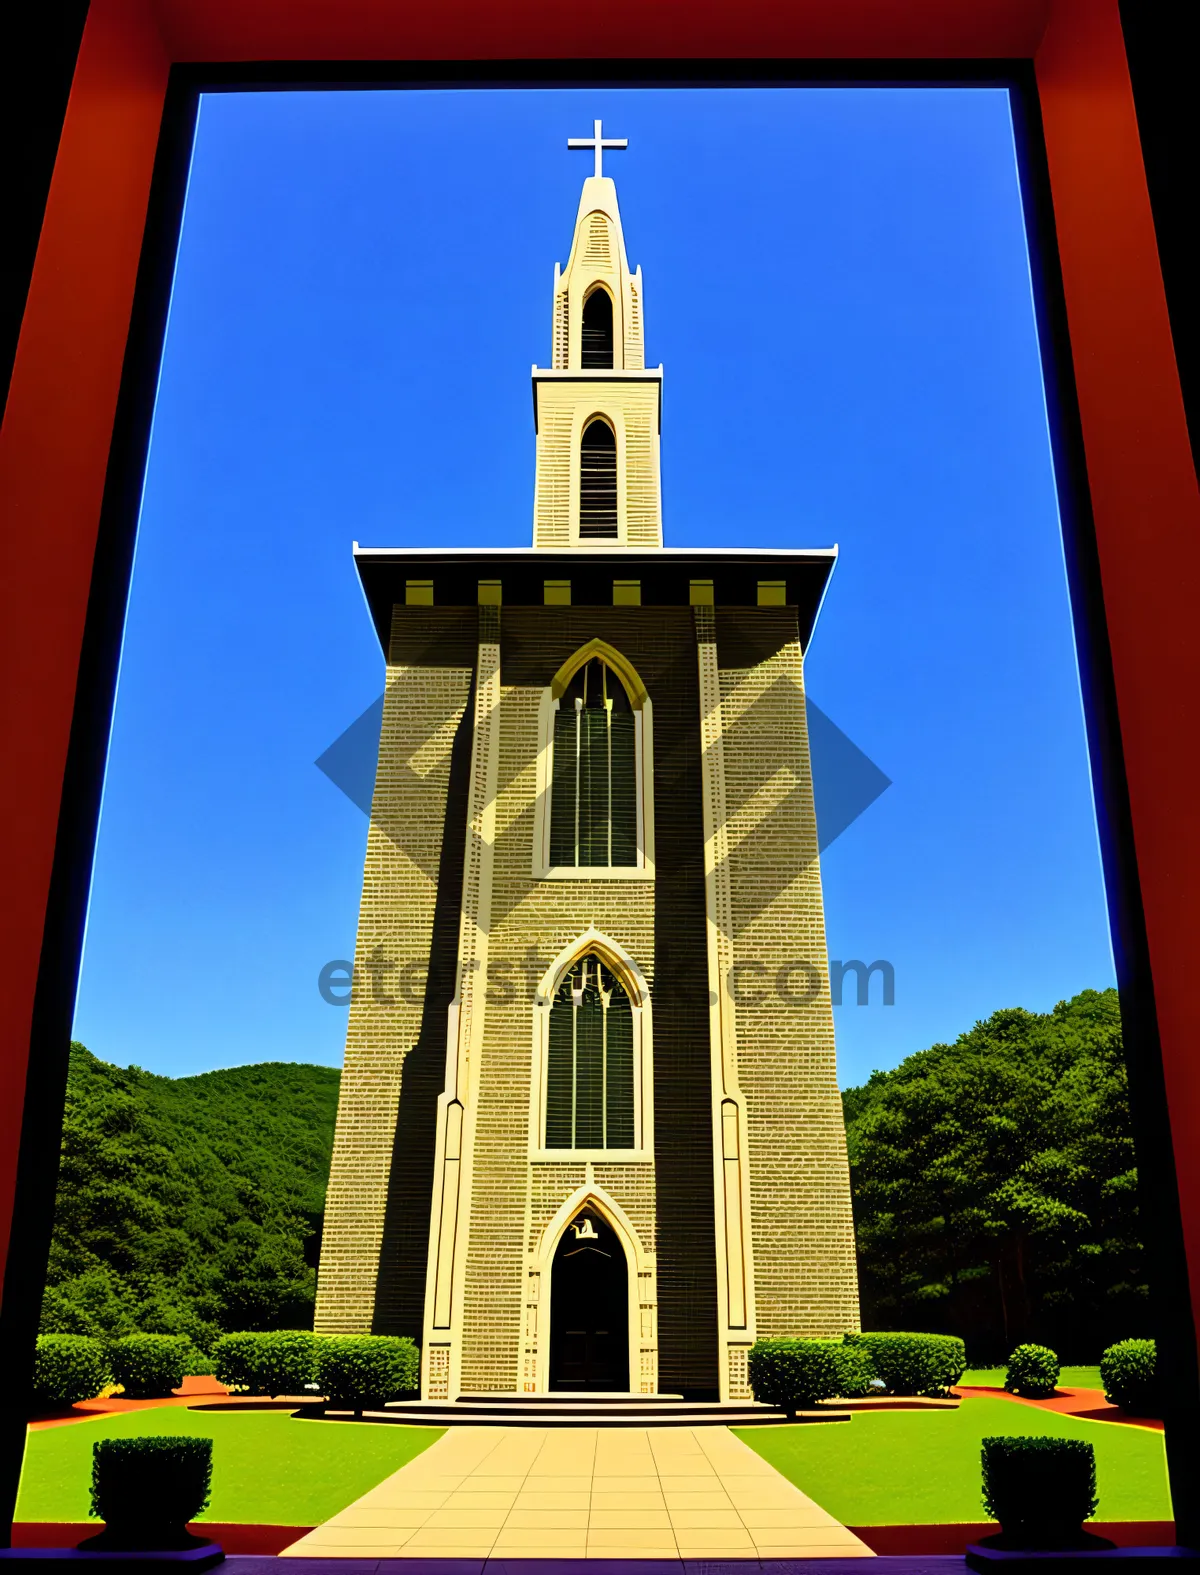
[315,123,860,1404]
[532,121,662,549]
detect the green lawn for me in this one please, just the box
[736,1397,1171,1525]
[20,1397,1166,1532]
[17,1410,442,1526]
[961,1366,1102,1389]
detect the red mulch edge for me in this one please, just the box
[851,1523,1177,1555]
[188,1397,319,1412]
[25,1378,325,1431]
[828,1396,960,1411]
[954,1385,1165,1431]
[16,1522,1176,1558]
[12,1525,313,1555]
[28,1376,234,1430]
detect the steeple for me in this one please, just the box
[532,124,663,550]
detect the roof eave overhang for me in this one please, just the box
[352,542,839,656]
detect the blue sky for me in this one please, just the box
[72,85,1115,1089]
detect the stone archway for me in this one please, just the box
[526,1180,657,1395]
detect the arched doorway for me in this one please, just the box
[549,1207,630,1391]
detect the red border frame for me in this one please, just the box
[2,0,1197,1536]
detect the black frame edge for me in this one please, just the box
[0,67,201,1546]
[1008,64,1198,1547]
[0,0,91,421]
[3,53,1194,1546]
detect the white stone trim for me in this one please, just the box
[420,618,500,1401]
[694,606,758,1400]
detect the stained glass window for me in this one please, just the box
[546,955,635,1150]
[549,656,637,867]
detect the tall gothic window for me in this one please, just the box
[581,287,614,369]
[579,419,618,538]
[546,954,635,1149]
[550,656,637,867]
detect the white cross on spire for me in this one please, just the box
[567,119,628,180]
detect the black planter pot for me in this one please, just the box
[77,1525,214,1552]
[982,1529,1118,1553]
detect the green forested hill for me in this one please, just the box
[843,987,1146,1360]
[47,989,1140,1363]
[41,1045,341,1352]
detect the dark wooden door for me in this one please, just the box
[549,1210,629,1391]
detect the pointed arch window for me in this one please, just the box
[581,287,614,369]
[546,955,635,1150]
[579,419,618,539]
[550,656,637,868]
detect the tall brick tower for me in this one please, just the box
[314,123,860,1401]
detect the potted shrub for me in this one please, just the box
[968,1435,1110,1561]
[79,1436,219,1557]
[1101,1338,1159,1416]
[32,1334,111,1409]
[747,1338,842,1418]
[1004,1344,1060,1399]
[315,1335,418,1416]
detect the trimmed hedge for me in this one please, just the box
[834,1341,878,1398]
[33,1334,110,1407]
[747,1339,842,1415]
[1005,1344,1060,1400]
[108,1333,193,1399]
[91,1436,213,1528]
[844,1332,966,1396]
[211,1332,261,1394]
[981,1435,1098,1544]
[213,1330,318,1397]
[315,1335,418,1412]
[1101,1338,1158,1415]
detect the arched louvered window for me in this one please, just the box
[579,419,618,539]
[581,288,614,369]
[550,656,637,868]
[546,955,635,1149]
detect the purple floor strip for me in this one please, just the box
[218,1561,968,1575]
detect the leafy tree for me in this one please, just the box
[843,988,1145,1360]
[40,1045,339,1350]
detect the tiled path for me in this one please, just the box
[280,1426,873,1561]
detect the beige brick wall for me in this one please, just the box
[717,609,860,1338]
[318,600,858,1371]
[532,380,661,549]
[314,608,476,1334]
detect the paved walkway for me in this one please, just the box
[280,1426,873,1561]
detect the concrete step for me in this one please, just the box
[296,1396,850,1427]
[453,1398,686,1411]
